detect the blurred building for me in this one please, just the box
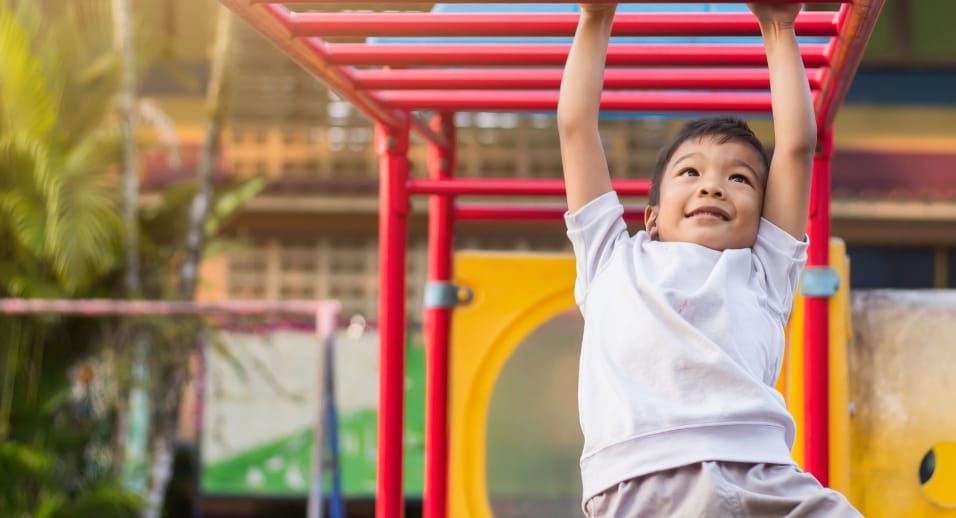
[142,0,956,324]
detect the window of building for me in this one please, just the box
[846,246,936,289]
[948,248,956,288]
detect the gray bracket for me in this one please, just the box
[801,267,840,298]
[424,281,473,309]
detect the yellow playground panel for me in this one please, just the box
[449,240,956,517]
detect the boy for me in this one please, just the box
[558,2,862,516]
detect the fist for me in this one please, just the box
[579,3,617,15]
[747,2,803,27]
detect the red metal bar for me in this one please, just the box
[218,1,448,149]
[266,0,847,4]
[423,113,455,518]
[219,2,396,128]
[803,0,884,488]
[815,1,886,128]
[380,91,789,113]
[354,67,827,91]
[804,127,834,487]
[407,178,650,197]
[290,12,838,38]
[325,43,831,67]
[455,204,646,221]
[375,118,411,518]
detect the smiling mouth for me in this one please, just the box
[686,208,730,221]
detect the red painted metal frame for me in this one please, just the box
[423,113,456,518]
[455,204,647,221]
[219,1,447,148]
[219,2,885,517]
[263,0,846,4]
[376,118,411,518]
[408,178,650,197]
[290,11,839,38]
[801,0,885,484]
[805,127,834,487]
[323,42,833,67]
[378,90,790,112]
[353,67,829,91]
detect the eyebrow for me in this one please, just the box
[672,152,703,168]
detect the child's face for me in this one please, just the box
[644,136,765,251]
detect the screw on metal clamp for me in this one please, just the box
[423,281,473,309]
[801,267,840,297]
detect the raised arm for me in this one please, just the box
[557,4,616,213]
[750,2,817,239]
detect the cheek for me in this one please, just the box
[662,204,684,224]
[739,191,763,215]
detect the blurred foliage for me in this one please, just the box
[0,0,261,515]
[0,366,143,517]
[0,314,144,517]
[0,0,123,298]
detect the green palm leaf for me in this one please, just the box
[41,0,118,148]
[0,134,52,260]
[0,4,57,139]
[48,130,122,292]
[0,2,124,296]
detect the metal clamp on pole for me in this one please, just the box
[801,266,840,298]
[424,281,473,309]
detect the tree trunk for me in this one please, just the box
[141,8,234,518]
[143,365,187,518]
[112,0,140,298]
[179,6,233,300]
[111,0,150,504]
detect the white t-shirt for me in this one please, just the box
[565,191,809,504]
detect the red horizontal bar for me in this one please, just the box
[266,0,846,4]
[354,67,827,91]
[325,43,831,67]
[381,91,781,112]
[221,1,450,148]
[291,12,838,38]
[455,204,647,221]
[407,178,650,197]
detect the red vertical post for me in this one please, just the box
[375,116,410,518]
[804,127,833,487]
[423,112,456,518]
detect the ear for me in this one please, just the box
[644,205,660,240]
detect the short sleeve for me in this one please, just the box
[564,191,629,305]
[753,217,809,322]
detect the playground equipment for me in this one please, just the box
[448,241,851,516]
[220,2,884,517]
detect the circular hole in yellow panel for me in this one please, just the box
[920,442,956,508]
[485,309,583,517]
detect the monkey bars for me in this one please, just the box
[218,1,885,517]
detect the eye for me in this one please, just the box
[730,173,751,184]
[678,168,699,177]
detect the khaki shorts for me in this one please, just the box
[584,461,862,518]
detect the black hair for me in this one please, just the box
[648,117,770,205]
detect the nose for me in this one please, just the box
[698,181,724,199]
